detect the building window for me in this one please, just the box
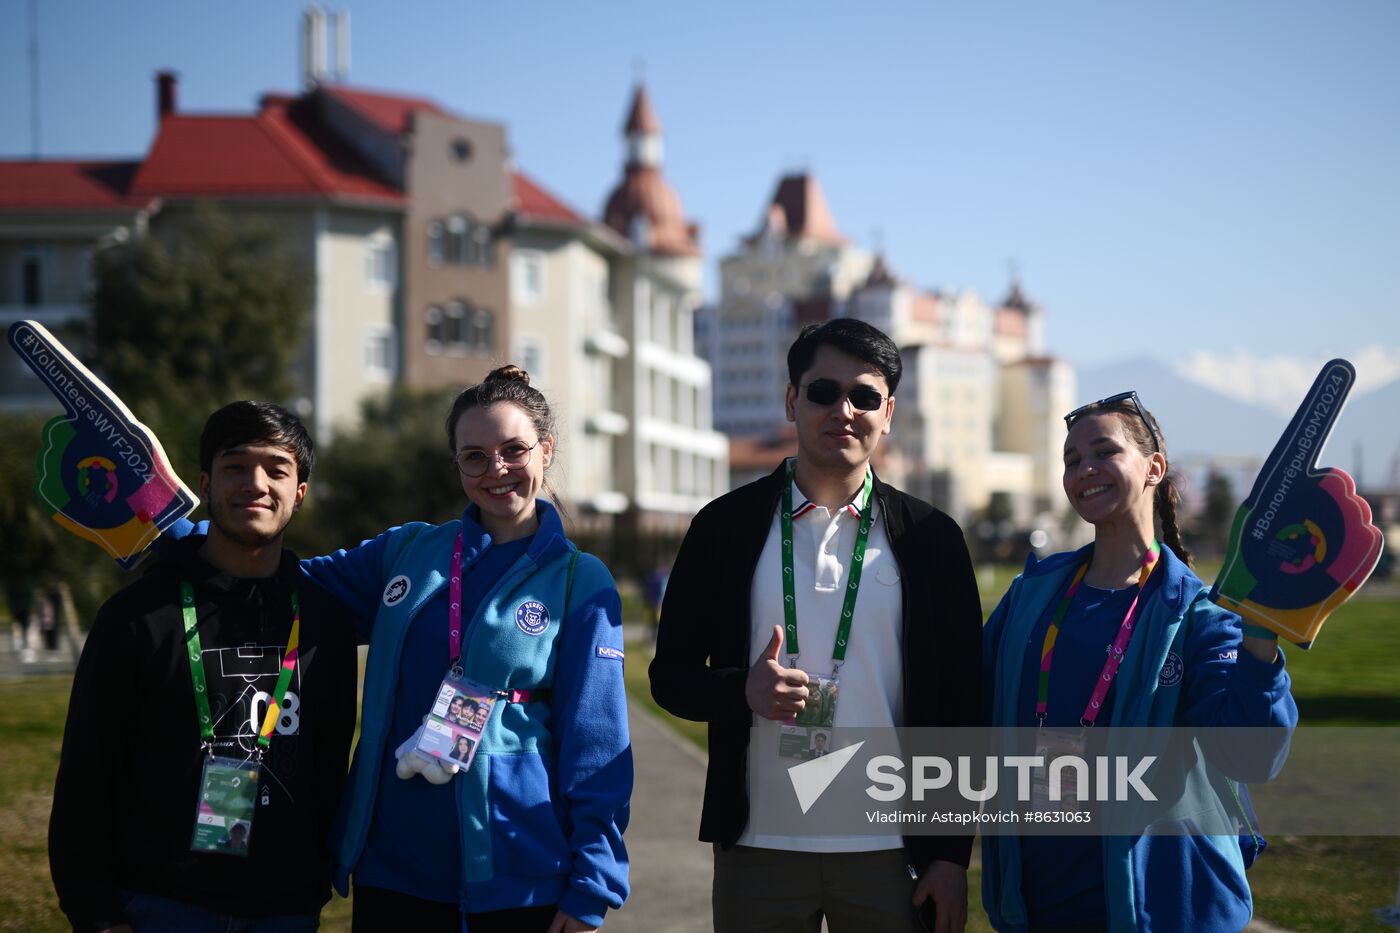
[436,214,493,268]
[512,251,544,305]
[425,306,445,354]
[451,137,472,162]
[429,301,494,355]
[465,307,493,352]
[21,246,45,306]
[514,335,545,383]
[466,226,492,266]
[365,232,396,291]
[445,216,467,265]
[427,222,445,267]
[364,326,396,381]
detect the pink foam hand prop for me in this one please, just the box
[7,320,198,569]
[1210,359,1385,648]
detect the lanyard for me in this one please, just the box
[449,532,465,672]
[780,465,875,671]
[1034,541,1160,727]
[180,581,301,753]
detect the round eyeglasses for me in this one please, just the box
[453,441,539,477]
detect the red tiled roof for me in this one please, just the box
[0,160,151,211]
[323,86,444,135]
[512,171,585,225]
[603,165,700,256]
[131,96,402,205]
[751,174,845,246]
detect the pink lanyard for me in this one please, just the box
[447,531,532,703]
[449,532,464,669]
[1035,541,1161,727]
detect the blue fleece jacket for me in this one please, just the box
[981,544,1297,933]
[301,501,632,927]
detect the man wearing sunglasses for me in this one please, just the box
[651,318,984,932]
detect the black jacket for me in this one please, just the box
[49,536,362,931]
[649,463,984,869]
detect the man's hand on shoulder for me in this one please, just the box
[913,859,967,933]
[745,625,809,721]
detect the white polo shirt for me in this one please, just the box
[736,464,905,852]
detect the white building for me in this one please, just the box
[509,85,727,535]
[699,172,1075,526]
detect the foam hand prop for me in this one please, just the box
[394,721,460,785]
[1211,359,1384,648]
[6,320,197,569]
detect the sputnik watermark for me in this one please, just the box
[865,754,1157,802]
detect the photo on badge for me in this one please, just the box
[417,674,497,771]
[778,724,813,760]
[793,673,838,728]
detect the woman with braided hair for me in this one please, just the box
[981,391,1297,932]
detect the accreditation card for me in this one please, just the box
[191,755,260,856]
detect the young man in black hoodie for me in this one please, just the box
[49,401,363,932]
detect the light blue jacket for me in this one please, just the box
[303,501,632,926]
[982,544,1297,933]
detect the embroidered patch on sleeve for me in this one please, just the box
[596,646,625,661]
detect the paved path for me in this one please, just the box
[609,705,712,933]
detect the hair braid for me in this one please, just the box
[1155,474,1193,568]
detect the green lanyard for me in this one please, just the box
[780,465,875,671]
[180,581,301,753]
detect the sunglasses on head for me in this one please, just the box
[1063,390,1161,452]
[801,379,887,412]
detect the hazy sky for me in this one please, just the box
[2,0,1396,390]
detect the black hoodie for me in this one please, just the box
[49,535,362,931]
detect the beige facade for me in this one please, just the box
[509,224,631,515]
[147,200,401,439]
[399,111,513,391]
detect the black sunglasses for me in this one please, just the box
[801,379,887,412]
[1063,390,1161,452]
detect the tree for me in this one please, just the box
[288,388,466,557]
[1199,470,1236,555]
[88,202,312,474]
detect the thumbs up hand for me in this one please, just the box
[745,624,811,721]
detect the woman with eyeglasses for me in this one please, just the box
[980,392,1297,933]
[301,365,630,933]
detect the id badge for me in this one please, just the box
[778,725,836,760]
[793,672,838,728]
[1030,728,1087,813]
[778,673,839,759]
[413,671,498,772]
[191,756,260,856]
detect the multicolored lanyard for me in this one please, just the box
[180,581,301,754]
[780,465,875,671]
[1034,541,1161,727]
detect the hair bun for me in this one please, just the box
[484,364,530,386]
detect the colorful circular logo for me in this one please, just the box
[1274,520,1327,575]
[76,456,119,505]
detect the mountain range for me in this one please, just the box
[1076,358,1400,489]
